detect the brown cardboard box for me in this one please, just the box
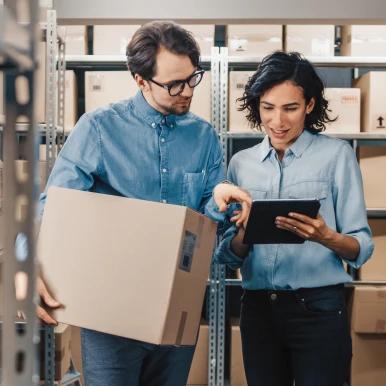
[187,323,209,385]
[229,71,255,132]
[341,25,386,57]
[62,26,87,55]
[285,25,335,57]
[324,88,361,133]
[40,323,72,380]
[182,25,214,57]
[231,321,248,386]
[359,146,386,208]
[15,160,48,194]
[85,71,138,112]
[354,72,386,133]
[190,71,211,122]
[38,187,216,345]
[359,219,386,281]
[71,327,84,384]
[228,25,283,57]
[350,286,386,386]
[93,25,141,55]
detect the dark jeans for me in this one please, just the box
[81,328,195,386]
[240,284,352,386]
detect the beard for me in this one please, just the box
[159,97,192,116]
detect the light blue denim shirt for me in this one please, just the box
[38,91,224,216]
[206,130,374,290]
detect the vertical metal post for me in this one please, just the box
[44,325,55,386]
[208,46,220,386]
[2,1,40,386]
[57,38,66,152]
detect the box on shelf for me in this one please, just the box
[85,71,137,112]
[324,88,360,133]
[187,323,209,385]
[93,25,141,55]
[61,26,87,55]
[71,327,84,385]
[228,25,283,57]
[0,72,4,124]
[181,25,214,57]
[15,160,48,194]
[359,219,386,281]
[341,25,386,57]
[359,146,386,208]
[190,71,211,122]
[354,71,386,133]
[350,286,386,386]
[229,71,255,132]
[38,187,217,345]
[40,323,72,380]
[231,320,248,386]
[285,25,335,57]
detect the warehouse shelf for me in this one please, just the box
[225,132,386,140]
[367,209,386,218]
[0,123,66,133]
[225,279,386,286]
[228,56,386,68]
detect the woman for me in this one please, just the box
[208,51,374,386]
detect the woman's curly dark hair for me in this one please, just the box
[238,51,336,133]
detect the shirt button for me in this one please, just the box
[270,293,278,301]
[170,123,174,128]
[161,138,165,143]
[162,199,167,203]
[162,168,167,173]
[151,122,156,128]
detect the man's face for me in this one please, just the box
[136,46,197,115]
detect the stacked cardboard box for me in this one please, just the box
[187,323,209,385]
[38,187,216,345]
[228,25,283,57]
[61,26,87,55]
[285,25,335,57]
[341,25,386,57]
[350,286,386,386]
[231,320,248,386]
[182,25,214,57]
[355,72,386,133]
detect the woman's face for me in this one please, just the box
[259,80,315,153]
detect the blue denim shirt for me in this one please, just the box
[206,130,374,290]
[38,91,224,216]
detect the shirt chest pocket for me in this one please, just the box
[182,171,206,209]
[283,181,328,201]
[246,189,268,200]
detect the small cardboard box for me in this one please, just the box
[354,71,386,133]
[38,187,216,345]
[350,286,386,386]
[231,321,248,386]
[341,25,386,57]
[359,219,386,281]
[182,25,214,57]
[324,88,360,133]
[228,25,283,57]
[285,25,335,57]
[190,71,211,122]
[62,26,87,55]
[359,146,386,208]
[187,323,209,385]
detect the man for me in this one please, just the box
[37,21,250,386]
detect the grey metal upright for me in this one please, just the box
[1,0,40,385]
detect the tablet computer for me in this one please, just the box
[243,199,321,244]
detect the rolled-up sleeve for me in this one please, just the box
[333,143,374,268]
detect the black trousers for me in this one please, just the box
[240,284,352,386]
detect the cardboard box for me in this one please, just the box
[70,327,84,385]
[341,25,386,57]
[38,187,216,345]
[229,71,255,132]
[285,25,335,57]
[228,25,283,57]
[40,323,72,380]
[182,25,214,57]
[355,72,386,133]
[359,146,386,208]
[0,72,4,124]
[61,26,87,55]
[231,321,248,386]
[190,71,211,122]
[85,71,138,112]
[324,88,361,133]
[359,219,386,281]
[15,160,48,194]
[93,25,141,55]
[187,323,209,385]
[350,286,386,386]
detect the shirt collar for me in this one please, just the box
[258,129,315,162]
[131,91,176,129]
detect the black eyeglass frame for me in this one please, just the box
[148,69,205,96]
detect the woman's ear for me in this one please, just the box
[306,97,315,114]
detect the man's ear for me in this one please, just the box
[134,74,150,92]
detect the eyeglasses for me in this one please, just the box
[148,69,205,97]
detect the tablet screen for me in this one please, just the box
[243,199,321,244]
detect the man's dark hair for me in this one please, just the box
[126,21,200,80]
[238,51,336,133]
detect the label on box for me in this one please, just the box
[179,231,196,272]
[373,113,386,129]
